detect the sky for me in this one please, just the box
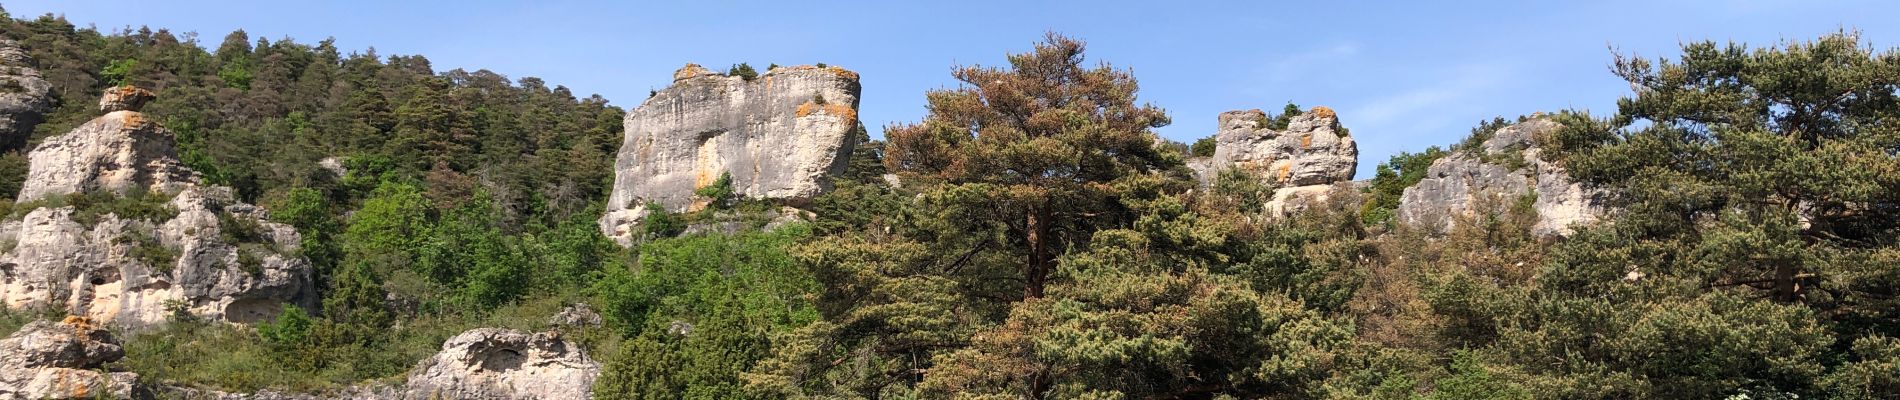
[8,1,1898,179]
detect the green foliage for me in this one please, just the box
[100,58,136,86]
[1190,136,1217,157]
[1455,116,1515,153]
[727,62,758,81]
[693,172,734,210]
[592,226,819,399]
[641,202,683,238]
[5,190,178,227]
[1269,102,1303,130]
[120,230,179,273]
[256,304,315,350]
[1359,147,1447,226]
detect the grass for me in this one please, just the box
[114,292,624,394]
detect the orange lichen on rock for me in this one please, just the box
[1308,106,1336,119]
[1277,163,1292,182]
[796,100,858,121]
[1301,134,1313,148]
[824,66,859,80]
[673,63,714,81]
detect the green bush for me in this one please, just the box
[1190,137,1217,157]
[727,63,758,81]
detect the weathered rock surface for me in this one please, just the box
[16,106,195,202]
[96,86,154,113]
[0,40,55,147]
[1196,107,1357,187]
[0,89,313,326]
[1265,181,1365,217]
[601,64,860,245]
[1189,107,1360,217]
[405,328,600,400]
[0,317,140,399]
[1396,117,1606,237]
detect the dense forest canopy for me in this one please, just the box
[0,6,1894,400]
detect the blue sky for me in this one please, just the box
[9,1,1898,178]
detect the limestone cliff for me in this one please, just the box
[0,88,313,326]
[600,64,860,245]
[1396,117,1606,237]
[0,40,56,148]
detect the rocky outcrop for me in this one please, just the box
[1198,107,1357,187]
[405,328,600,400]
[600,64,861,245]
[0,89,313,326]
[17,88,195,202]
[1396,117,1606,237]
[0,40,56,147]
[1190,107,1360,216]
[0,317,140,399]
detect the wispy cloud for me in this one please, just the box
[1348,61,1514,129]
[1265,42,1361,83]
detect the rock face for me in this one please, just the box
[1191,107,1360,216]
[405,328,600,400]
[600,64,861,245]
[1397,117,1606,237]
[16,105,196,202]
[1200,107,1357,187]
[0,89,313,326]
[0,40,56,147]
[0,317,140,399]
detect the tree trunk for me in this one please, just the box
[1025,208,1050,299]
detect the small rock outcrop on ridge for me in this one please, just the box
[17,87,194,202]
[0,88,313,326]
[1396,116,1606,237]
[599,64,861,245]
[405,328,601,400]
[0,40,56,147]
[0,317,140,399]
[1190,107,1360,216]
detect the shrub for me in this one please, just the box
[694,172,734,210]
[642,202,683,238]
[1191,137,1217,157]
[727,63,758,81]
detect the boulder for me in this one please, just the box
[0,40,55,148]
[405,328,600,400]
[0,317,140,399]
[1396,117,1606,237]
[600,64,860,245]
[0,89,313,326]
[96,86,154,113]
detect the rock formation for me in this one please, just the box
[0,317,140,399]
[405,328,600,400]
[1190,107,1360,216]
[0,88,313,326]
[1396,117,1606,237]
[17,87,195,202]
[0,40,56,148]
[600,64,861,245]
